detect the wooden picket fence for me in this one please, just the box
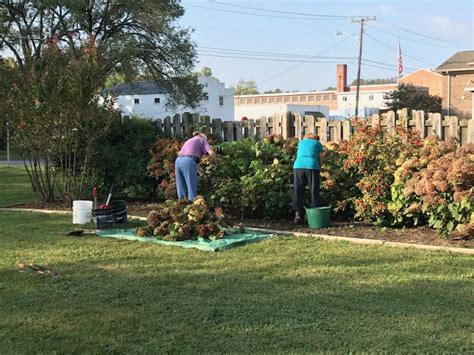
[155,109,474,146]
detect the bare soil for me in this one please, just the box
[10,201,473,249]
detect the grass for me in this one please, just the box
[0,211,473,353]
[0,166,36,207]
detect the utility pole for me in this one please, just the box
[351,16,375,118]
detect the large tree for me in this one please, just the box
[0,0,202,107]
[384,83,442,113]
[232,79,259,95]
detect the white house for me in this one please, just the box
[109,76,234,121]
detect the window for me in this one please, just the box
[255,98,260,104]
[277,97,283,103]
[269,97,275,103]
[239,98,245,104]
[291,96,298,102]
[134,98,140,104]
[369,95,374,100]
[262,97,267,103]
[308,96,315,101]
[332,95,337,101]
[154,97,160,104]
[219,96,224,106]
[300,96,306,102]
[246,98,253,104]
[284,96,290,102]
[203,93,209,101]
[316,96,321,101]
[323,95,330,101]
[342,96,348,102]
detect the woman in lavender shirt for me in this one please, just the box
[175,132,216,200]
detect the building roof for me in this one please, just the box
[435,50,474,73]
[402,68,442,78]
[107,80,168,96]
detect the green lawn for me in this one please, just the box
[0,166,36,207]
[0,212,472,353]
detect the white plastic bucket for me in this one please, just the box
[72,200,93,224]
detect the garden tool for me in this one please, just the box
[65,229,97,237]
[100,184,114,209]
[18,261,59,277]
[93,187,98,209]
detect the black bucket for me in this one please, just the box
[92,200,127,229]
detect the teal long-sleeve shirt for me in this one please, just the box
[293,139,324,170]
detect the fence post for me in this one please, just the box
[432,113,442,139]
[260,116,268,138]
[201,115,211,135]
[223,121,234,141]
[282,112,291,139]
[334,120,342,143]
[155,118,163,135]
[294,112,302,140]
[182,112,192,136]
[414,110,425,137]
[272,114,280,136]
[386,111,396,135]
[398,108,409,129]
[342,119,351,140]
[212,118,223,141]
[468,119,474,144]
[305,115,315,134]
[164,116,172,137]
[319,117,328,144]
[173,114,182,137]
[448,116,460,141]
[234,121,243,140]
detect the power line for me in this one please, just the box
[206,0,358,19]
[377,18,468,44]
[186,4,346,21]
[365,32,437,67]
[366,24,464,49]
[256,37,351,86]
[192,25,323,36]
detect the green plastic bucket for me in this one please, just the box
[305,206,331,229]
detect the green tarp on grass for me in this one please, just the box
[96,229,276,252]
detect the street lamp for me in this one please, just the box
[335,31,359,43]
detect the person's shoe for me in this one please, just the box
[294,216,302,224]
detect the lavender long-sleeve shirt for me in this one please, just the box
[178,136,212,158]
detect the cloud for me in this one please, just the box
[377,4,395,15]
[422,16,472,38]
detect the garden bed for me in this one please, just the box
[8,201,473,249]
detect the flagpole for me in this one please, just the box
[397,38,400,86]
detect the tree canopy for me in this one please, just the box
[384,83,442,113]
[350,78,396,86]
[0,0,203,107]
[232,79,259,95]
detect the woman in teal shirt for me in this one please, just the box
[292,133,324,224]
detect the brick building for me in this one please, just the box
[435,50,474,119]
[400,69,443,97]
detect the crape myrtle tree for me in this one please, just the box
[0,0,202,204]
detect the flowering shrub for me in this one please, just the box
[334,119,423,225]
[390,137,474,236]
[148,138,183,199]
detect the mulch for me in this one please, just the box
[6,201,473,249]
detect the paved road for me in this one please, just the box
[0,160,25,166]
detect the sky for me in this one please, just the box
[179,0,473,92]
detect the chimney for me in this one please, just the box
[336,64,347,92]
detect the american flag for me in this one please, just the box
[398,39,403,76]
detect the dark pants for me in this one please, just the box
[292,169,321,212]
